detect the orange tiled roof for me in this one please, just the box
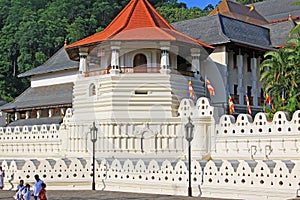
[208,0,268,25]
[66,0,213,51]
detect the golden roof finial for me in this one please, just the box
[288,13,292,20]
[249,0,255,11]
[64,38,67,46]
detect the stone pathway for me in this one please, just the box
[0,190,234,200]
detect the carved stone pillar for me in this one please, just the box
[160,42,171,74]
[160,49,169,68]
[110,42,121,76]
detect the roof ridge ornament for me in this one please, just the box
[249,0,255,11]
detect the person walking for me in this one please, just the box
[0,166,4,189]
[21,184,31,200]
[32,175,43,200]
[14,179,25,200]
[38,183,47,200]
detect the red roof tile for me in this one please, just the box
[66,0,213,53]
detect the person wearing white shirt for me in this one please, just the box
[0,166,4,189]
[14,179,25,200]
[21,184,31,200]
[33,174,44,200]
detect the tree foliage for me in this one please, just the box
[0,0,212,102]
[260,39,300,117]
[260,0,300,117]
[235,0,264,5]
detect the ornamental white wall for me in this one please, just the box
[213,111,300,160]
[0,158,299,200]
[0,124,62,159]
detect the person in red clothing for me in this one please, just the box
[38,183,47,200]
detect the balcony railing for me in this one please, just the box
[84,67,195,77]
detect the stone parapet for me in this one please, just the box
[213,111,300,160]
[0,158,298,200]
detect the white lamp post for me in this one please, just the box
[90,121,98,190]
[185,117,194,197]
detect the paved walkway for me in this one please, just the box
[0,190,233,200]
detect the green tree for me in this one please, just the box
[0,0,208,103]
[156,4,207,23]
[260,42,300,116]
[235,0,264,5]
[260,0,300,117]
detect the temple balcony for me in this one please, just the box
[84,66,196,78]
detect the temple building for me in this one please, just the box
[1,0,299,126]
[173,0,300,115]
[0,0,299,199]
[0,48,77,126]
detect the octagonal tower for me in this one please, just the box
[65,0,214,122]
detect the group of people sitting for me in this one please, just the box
[14,174,47,200]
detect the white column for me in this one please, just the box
[26,111,30,119]
[14,112,20,121]
[251,57,258,106]
[191,48,201,77]
[127,124,134,152]
[110,42,121,75]
[160,49,169,69]
[160,42,171,74]
[224,51,229,101]
[104,124,109,151]
[60,108,66,118]
[237,53,244,104]
[48,109,53,117]
[79,47,88,74]
[108,125,114,151]
[37,110,42,118]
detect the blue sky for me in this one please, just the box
[179,0,220,8]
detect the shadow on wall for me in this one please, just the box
[202,57,227,120]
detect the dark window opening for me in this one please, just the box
[134,54,147,73]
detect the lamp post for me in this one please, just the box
[90,121,98,190]
[185,117,194,197]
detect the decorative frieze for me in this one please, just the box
[0,158,299,200]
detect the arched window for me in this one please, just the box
[133,54,147,72]
[89,84,96,96]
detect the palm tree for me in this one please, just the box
[284,38,300,112]
[260,38,300,116]
[260,0,300,117]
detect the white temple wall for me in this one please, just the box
[31,69,78,87]
[0,125,63,158]
[1,100,299,162]
[0,158,299,200]
[212,111,300,160]
[1,99,300,199]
